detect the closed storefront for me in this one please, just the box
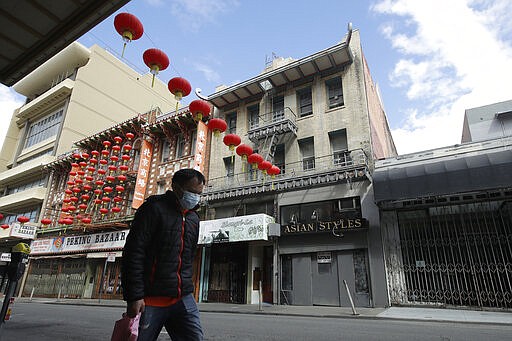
[25,230,128,299]
[278,191,386,307]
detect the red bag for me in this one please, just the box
[111,313,140,341]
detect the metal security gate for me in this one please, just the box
[23,258,86,298]
[394,201,512,309]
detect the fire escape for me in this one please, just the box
[247,81,297,166]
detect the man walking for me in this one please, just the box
[122,168,205,340]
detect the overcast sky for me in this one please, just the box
[1,0,511,155]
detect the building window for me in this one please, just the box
[297,87,312,117]
[176,134,186,158]
[225,112,237,134]
[223,156,234,178]
[24,108,64,149]
[329,129,351,166]
[190,129,197,155]
[273,144,285,175]
[157,181,166,194]
[298,137,315,171]
[161,140,170,162]
[326,77,344,109]
[0,207,40,225]
[6,177,45,196]
[248,104,259,129]
[272,95,284,121]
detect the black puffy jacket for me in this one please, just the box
[121,190,200,302]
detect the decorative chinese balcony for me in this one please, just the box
[247,107,298,143]
[204,149,370,202]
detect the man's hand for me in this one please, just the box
[126,299,145,318]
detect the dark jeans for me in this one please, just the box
[138,293,203,341]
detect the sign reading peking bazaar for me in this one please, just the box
[30,229,130,255]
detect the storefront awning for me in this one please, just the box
[374,149,512,203]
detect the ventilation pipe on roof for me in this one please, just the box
[346,22,353,46]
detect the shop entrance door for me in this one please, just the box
[207,243,247,303]
[312,251,340,306]
[337,249,370,307]
[92,259,123,299]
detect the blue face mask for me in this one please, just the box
[179,190,200,210]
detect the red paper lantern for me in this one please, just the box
[63,218,73,226]
[189,100,210,121]
[84,185,94,194]
[268,165,281,177]
[98,169,107,175]
[114,13,143,57]
[81,194,91,201]
[40,218,52,226]
[113,196,123,203]
[223,134,241,151]
[113,136,123,144]
[63,198,71,204]
[103,141,112,149]
[143,48,169,87]
[247,153,264,169]
[123,144,132,152]
[119,165,129,172]
[102,197,111,203]
[168,77,192,101]
[17,216,30,224]
[112,207,121,214]
[91,150,100,157]
[116,185,125,194]
[0,213,4,221]
[117,175,127,183]
[94,189,103,196]
[236,144,253,160]
[104,187,113,194]
[126,132,135,140]
[258,160,273,174]
[58,219,65,225]
[106,175,116,183]
[82,153,89,159]
[82,217,92,224]
[1,224,9,230]
[78,204,88,211]
[65,189,73,195]
[99,208,109,216]
[267,165,281,190]
[208,118,227,137]
[67,205,76,212]
[70,196,79,203]
[73,153,81,160]
[112,145,121,153]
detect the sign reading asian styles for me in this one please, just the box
[192,121,208,174]
[199,214,274,245]
[132,139,153,209]
[10,222,37,239]
[30,229,130,255]
[281,218,368,237]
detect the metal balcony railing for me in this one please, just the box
[248,107,298,141]
[204,149,369,199]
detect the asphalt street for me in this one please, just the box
[0,302,511,340]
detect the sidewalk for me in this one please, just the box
[14,297,512,325]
